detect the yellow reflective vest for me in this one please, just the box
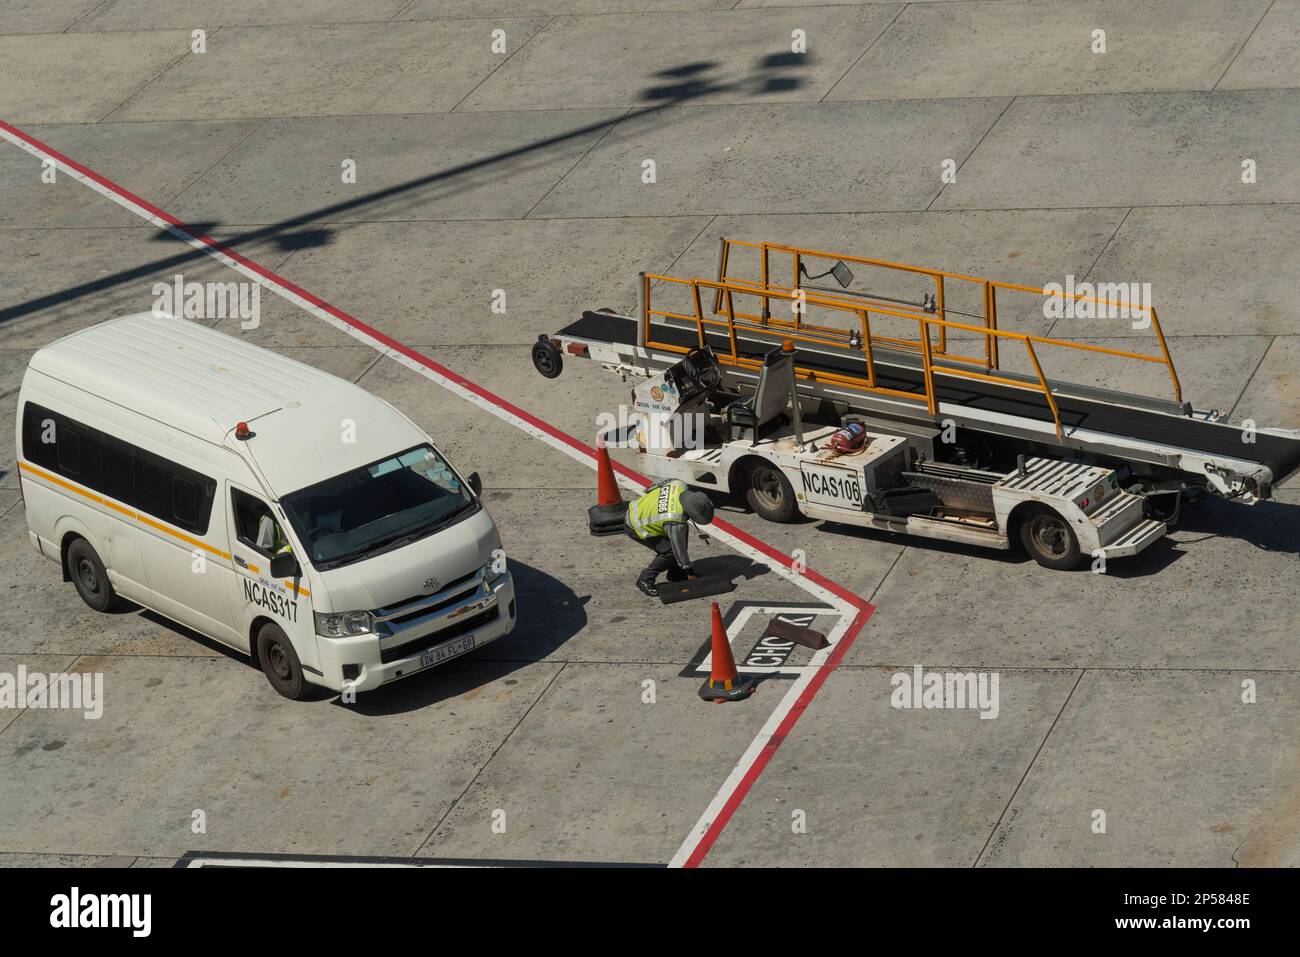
[627,480,687,540]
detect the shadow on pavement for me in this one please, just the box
[345,558,585,716]
[0,55,807,327]
[132,559,586,714]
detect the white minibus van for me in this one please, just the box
[15,313,516,699]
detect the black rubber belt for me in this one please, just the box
[557,311,1300,479]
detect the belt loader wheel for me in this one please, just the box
[746,462,799,523]
[532,336,563,379]
[1019,505,1084,570]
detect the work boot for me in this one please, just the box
[666,567,688,583]
[636,579,659,598]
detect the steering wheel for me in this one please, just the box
[686,349,721,391]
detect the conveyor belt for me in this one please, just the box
[559,311,1300,485]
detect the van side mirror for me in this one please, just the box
[270,552,300,579]
[468,472,482,496]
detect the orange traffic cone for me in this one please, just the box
[588,435,627,536]
[699,601,757,703]
[595,440,622,507]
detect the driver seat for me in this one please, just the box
[725,345,793,444]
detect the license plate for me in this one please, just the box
[421,634,476,669]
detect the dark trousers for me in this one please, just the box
[625,525,685,585]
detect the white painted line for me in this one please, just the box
[667,610,854,867]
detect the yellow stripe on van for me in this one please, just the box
[135,512,230,560]
[18,461,232,561]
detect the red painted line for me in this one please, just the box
[0,116,874,866]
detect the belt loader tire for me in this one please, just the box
[745,461,799,523]
[1018,505,1084,571]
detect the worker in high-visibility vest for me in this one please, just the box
[625,479,714,597]
[256,513,293,557]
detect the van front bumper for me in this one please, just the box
[313,572,516,694]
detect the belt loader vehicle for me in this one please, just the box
[531,239,1300,570]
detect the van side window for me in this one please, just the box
[23,404,98,485]
[133,450,171,519]
[99,434,133,505]
[21,406,63,475]
[55,427,81,476]
[232,489,285,558]
[172,476,202,528]
[21,402,217,536]
[131,445,216,537]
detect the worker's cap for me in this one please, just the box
[681,490,714,525]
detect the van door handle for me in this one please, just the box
[234,555,249,568]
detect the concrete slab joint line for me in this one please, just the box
[0,116,874,869]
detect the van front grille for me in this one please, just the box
[374,568,483,626]
[379,607,500,664]
[386,583,481,626]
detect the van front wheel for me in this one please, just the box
[256,622,309,700]
[67,538,122,612]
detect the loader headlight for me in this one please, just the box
[314,610,375,638]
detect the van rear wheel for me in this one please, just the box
[256,622,309,700]
[67,538,122,612]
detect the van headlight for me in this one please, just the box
[314,610,375,638]
[483,552,507,583]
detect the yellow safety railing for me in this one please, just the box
[641,242,1185,439]
[709,239,1182,404]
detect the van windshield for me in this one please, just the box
[280,445,477,571]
